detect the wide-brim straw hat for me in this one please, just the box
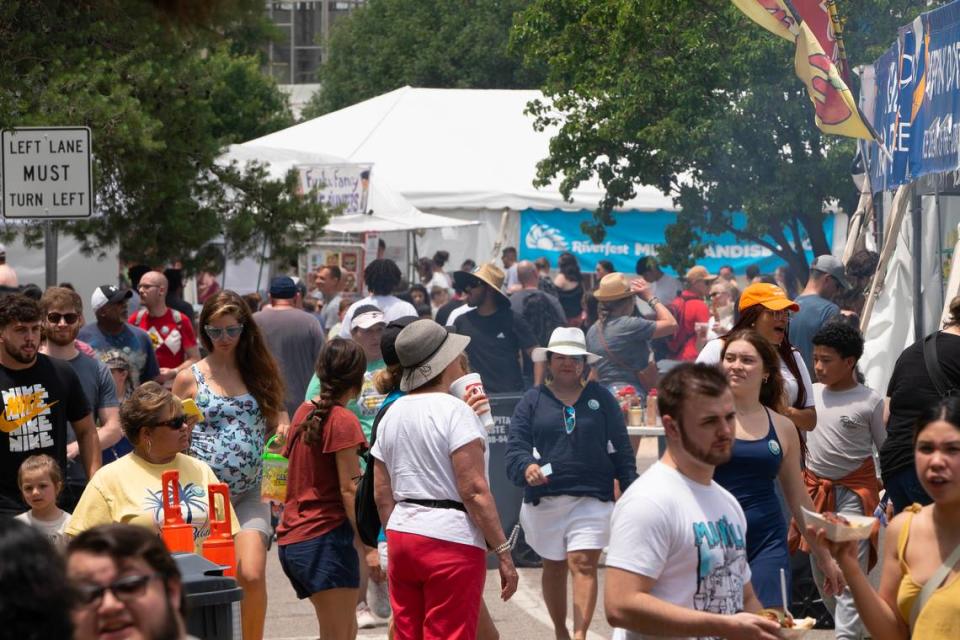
[593,272,635,302]
[452,262,509,303]
[531,327,602,364]
[396,319,471,392]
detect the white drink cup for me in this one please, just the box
[450,373,495,429]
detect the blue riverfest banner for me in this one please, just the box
[863,2,960,190]
[519,209,832,276]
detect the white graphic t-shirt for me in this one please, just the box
[607,462,750,640]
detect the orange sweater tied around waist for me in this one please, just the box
[788,456,880,571]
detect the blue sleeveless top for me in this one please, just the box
[713,408,790,608]
[188,365,266,496]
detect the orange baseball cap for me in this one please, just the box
[738,282,800,312]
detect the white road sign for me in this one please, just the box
[1,127,93,219]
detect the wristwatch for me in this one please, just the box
[647,296,661,308]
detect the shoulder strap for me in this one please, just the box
[134,308,147,326]
[923,333,955,398]
[911,534,960,630]
[171,309,182,325]
[595,322,636,376]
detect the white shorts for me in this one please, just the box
[519,495,613,561]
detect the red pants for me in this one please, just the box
[387,530,486,640]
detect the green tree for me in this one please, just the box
[303,0,546,118]
[513,0,933,276]
[0,1,320,271]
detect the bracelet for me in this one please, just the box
[647,296,661,307]
[494,524,521,555]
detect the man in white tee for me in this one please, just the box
[605,363,781,640]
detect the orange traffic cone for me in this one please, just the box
[160,470,194,553]
[202,483,236,577]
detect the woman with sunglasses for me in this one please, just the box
[697,282,816,431]
[173,290,287,640]
[506,327,637,640]
[67,381,239,548]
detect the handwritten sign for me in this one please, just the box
[297,163,372,216]
[1,127,93,219]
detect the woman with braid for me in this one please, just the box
[277,338,371,639]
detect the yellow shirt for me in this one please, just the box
[67,452,240,553]
[896,504,960,638]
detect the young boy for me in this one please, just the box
[16,454,72,549]
[798,322,885,639]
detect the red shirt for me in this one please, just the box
[128,308,197,370]
[276,403,367,545]
[677,291,710,361]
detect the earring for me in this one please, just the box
[762,375,769,383]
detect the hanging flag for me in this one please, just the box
[731,0,799,40]
[794,22,875,140]
[791,0,849,79]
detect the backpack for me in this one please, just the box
[355,401,393,547]
[663,292,697,359]
[521,290,564,348]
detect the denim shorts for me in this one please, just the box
[278,520,359,598]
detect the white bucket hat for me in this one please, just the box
[531,327,601,364]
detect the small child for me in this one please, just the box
[16,454,71,549]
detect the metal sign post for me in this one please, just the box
[1,126,93,287]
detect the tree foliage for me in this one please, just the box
[0,0,326,272]
[303,0,546,118]
[513,0,933,275]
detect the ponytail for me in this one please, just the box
[302,339,366,446]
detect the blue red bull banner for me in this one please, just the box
[863,1,960,190]
[519,209,832,276]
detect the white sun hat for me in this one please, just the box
[531,327,602,364]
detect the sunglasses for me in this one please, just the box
[153,414,187,430]
[563,406,576,435]
[204,324,243,340]
[462,279,482,291]
[74,573,159,608]
[763,309,791,321]
[46,312,79,325]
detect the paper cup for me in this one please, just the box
[450,373,495,429]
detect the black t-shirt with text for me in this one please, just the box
[453,305,538,393]
[881,332,960,480]
[0,354,90,515]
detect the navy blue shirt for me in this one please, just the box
[505,381,637,504]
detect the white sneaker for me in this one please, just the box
[356,603,378,629]
[368,579,392,620]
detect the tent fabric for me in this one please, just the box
[244,87,677,213]
[861,194,943,394]
[218,144,477,233]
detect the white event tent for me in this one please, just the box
[242,86,676,267]
[219,144,477,234]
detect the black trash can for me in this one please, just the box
[174,553,244,640]
[486,392,541,568]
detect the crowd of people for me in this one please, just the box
[1,244,959,640]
